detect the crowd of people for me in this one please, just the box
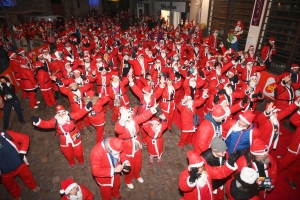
[0,10,300,200]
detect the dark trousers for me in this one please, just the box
[3,100,25,130]
[265,59,272,70]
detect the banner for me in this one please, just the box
[251,0,265,26]
[27,43,50,64]
[256,71,277,100]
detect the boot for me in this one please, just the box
[55,91,59,100]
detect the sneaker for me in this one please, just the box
[81,163,86,168]
[70,165,76,170]
[157,161,162,168]
[33,106,38,109]
[168,129,173,132]
[178,143,184,149]
[137,177,144,183]
[285,177,297,189]
[36,101,41,104]
[126,183,134,189]
[24,97,29,101]
[114,196,125,200]
[33,186,40,193]
[148,162,153,169]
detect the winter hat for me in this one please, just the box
[8,51,16,58]
[60,178,78,194]
[211,137,227,153]
[250,139,268,155]
[108,137,123,152]
[56,105,66,113]
[142,85,152,94]
[187,151,204,168]
[269,37,275,42]
[249,71,257,79]
[291,64,299,69]
[85,90,95,98]
[239,110,255,125]
[42,47,49,52]
[212,105,226,120]
[83,55,90,60]
[227,68,236,76]
[240,167,258,184]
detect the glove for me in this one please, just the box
[218,89,226,95]
[116,40,121,46]
[214,61,219,68]
[189,167,200,183]
[242,96,248,106]
[81,74,87,81]
[86,101,93,110]
[152,53,156,57]
[123,165,131,171]
[200,71,205,79]
[107,46,112,51]
[182,65,186,70]
[1,82,6,87]
[213,95,220,104]
[257,91,263,98]
[252,93,259,98]
[229,53,235,58]
[19,153,25,161]
[235,56,241,62]
[233,75,239,83]
[175,71,181,79]
[56,78,63,86]
[228,151,239,167]
[31,116,40,124]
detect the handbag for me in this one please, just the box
[193,114,200,126]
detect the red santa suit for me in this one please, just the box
[115,108,157,184]
[261,43,276,63]
[257,101,300,151]
[33,105,90,166]
[277,110,300,181]
[96,70,112,95]
[177,96,207,148]
[143,119,168,159]
[274,79,300,109]
[60,179,94,200]
[35,62,56,107]
[179,151,238,200]
[0,131,38,199]
[236,61,266,83]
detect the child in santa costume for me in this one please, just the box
[115,104,159,189]
[142,116,168,168]
[90,137,130,200]
[60,178,94,200]
[31,103,92,168]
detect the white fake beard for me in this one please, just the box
[196,172,208,188]
[161,53,166,57]
[124,55,129,60]
[75,77,83,84]
[270,115,279,126]
[55,114,70,125]
[168,85,175,93]
[195,48,199,52]
[189,80,196,88]
[6,82,10,87]
[225,88,232,95]
[69,188,83,200]
[249,81,256,88]
[232,122,247,132]
[224,106,231,117]
[247,65,252,70]
[216,69,221,76]
[112,81,120,88]
[144,94,152,104]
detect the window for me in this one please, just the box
[89,0,99,6]
[258,0,300,73]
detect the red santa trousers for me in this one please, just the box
[41,90,56,106]
[277,152,298,174]
[178,131,195,148]
[124,149,142,184]
[141,127,148,145]
[26,90,37,108]
[60,143,84,166]
[95,125,105,144]
[162,108,175,130]
[21,89,28,99]
[285,156,300,181]
[99,173,121,200]
[75,116,90,131]
[2,163,37,199]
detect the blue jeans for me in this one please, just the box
[3,100,25,130]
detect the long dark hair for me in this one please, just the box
[235,172,259,197]
[0,76,11,83]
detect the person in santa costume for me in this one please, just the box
[83,90,110,143]
[260,37,276,71]
[31,103,92,168]
[60,178,94,200]
[223,110,260,155]
[236,57,265,84]
[179,150,239,200]
[115,103,159,189]
[0,131,40,200]
[34,61,56,108]
[277,110,300,189]
[142,116,168,168]
[194,105,227,154]
[245,45,257,63]
[275,63,300,85]
[257,98,300,152]
[90,137,130,200]
[177,92,208,149]
[226,167,259,200]
[274,75,300,110]
[231,139,277,199]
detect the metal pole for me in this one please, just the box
[1,0,17,51]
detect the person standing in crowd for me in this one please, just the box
[60,178,94,200]
[0,76,25,131]
[261,37,276,71]
[0,130,40,200]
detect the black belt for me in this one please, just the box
[122,134,137,140]
[276,98,293,102]
[97,84,110,86]
[20,78,29,80]
[162,98,174,102]
[141,104,151,108]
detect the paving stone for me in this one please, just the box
[52,176,60,184]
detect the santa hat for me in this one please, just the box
[85,90,95,98]
[37,53,43,58]
[269,37,275,42]
[250,139,269,155]
[218,95,227,106]
[239,110,255,125]
[65,62,71,66]
[240,167,258,184]
[142,85,152,94]
[111,75,120,80]
[56,105,66,113]
[265,103,280,113]
[214,29,219,33]
[249,71,257,79]
[8,51,16,58]
[42,48,49,52]
[60,178,78,194]
[227,68,236,76]
[291,64,299,69]
[95,56,102,61]
[187,151,204,168]
[18,48,25,54]
[35,61,43,68]
[108,137,123,152]
[56,47,64,52]
[209,57,216,62]
[212,105,226,120]
[83,55,90,60]
[73,68,83,74]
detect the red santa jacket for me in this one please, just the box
[177,97,207,132]
[34,108,89,147]
[61,184,94,200]
[179,159,238,200]
[160,82,181,113]
[95,73,112,95]
[108,78,130,106]
[274,80,300,109]
[261,44,276,62]
[9,58,21,80]
[35,66,52,91]
[90,140,128,187]
[128,56,155,77]
[115,108,156,157]
[288,111,300,156]
[236,64,266,83]
[87,95,110,126]
[19,66,38,91]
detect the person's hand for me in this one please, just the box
[151,99,159,110]
[81,74,87,81]
[114,164,123,173]
[228,151,239,167]
[85,101,93,110]
[283,76,291,84]
[242,95,248,106]
[266,102,275,114]
[128,75,134,83]
[50,76,57,81]
[189,167,200,183]
[123,162,131,172]
[31,116,40,125]
[257,91,263,98]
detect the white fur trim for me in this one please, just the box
[65,182,78,194]
[129,82,134,87]
[19,150,27,154]
[295,101,300,107]
[239,114,250,124]
[212,113,226,120]
[189,161,204,168]
[60,189,65,194]
[226,161,238,171]
[34,119,41,126]
[150,107,157,114]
